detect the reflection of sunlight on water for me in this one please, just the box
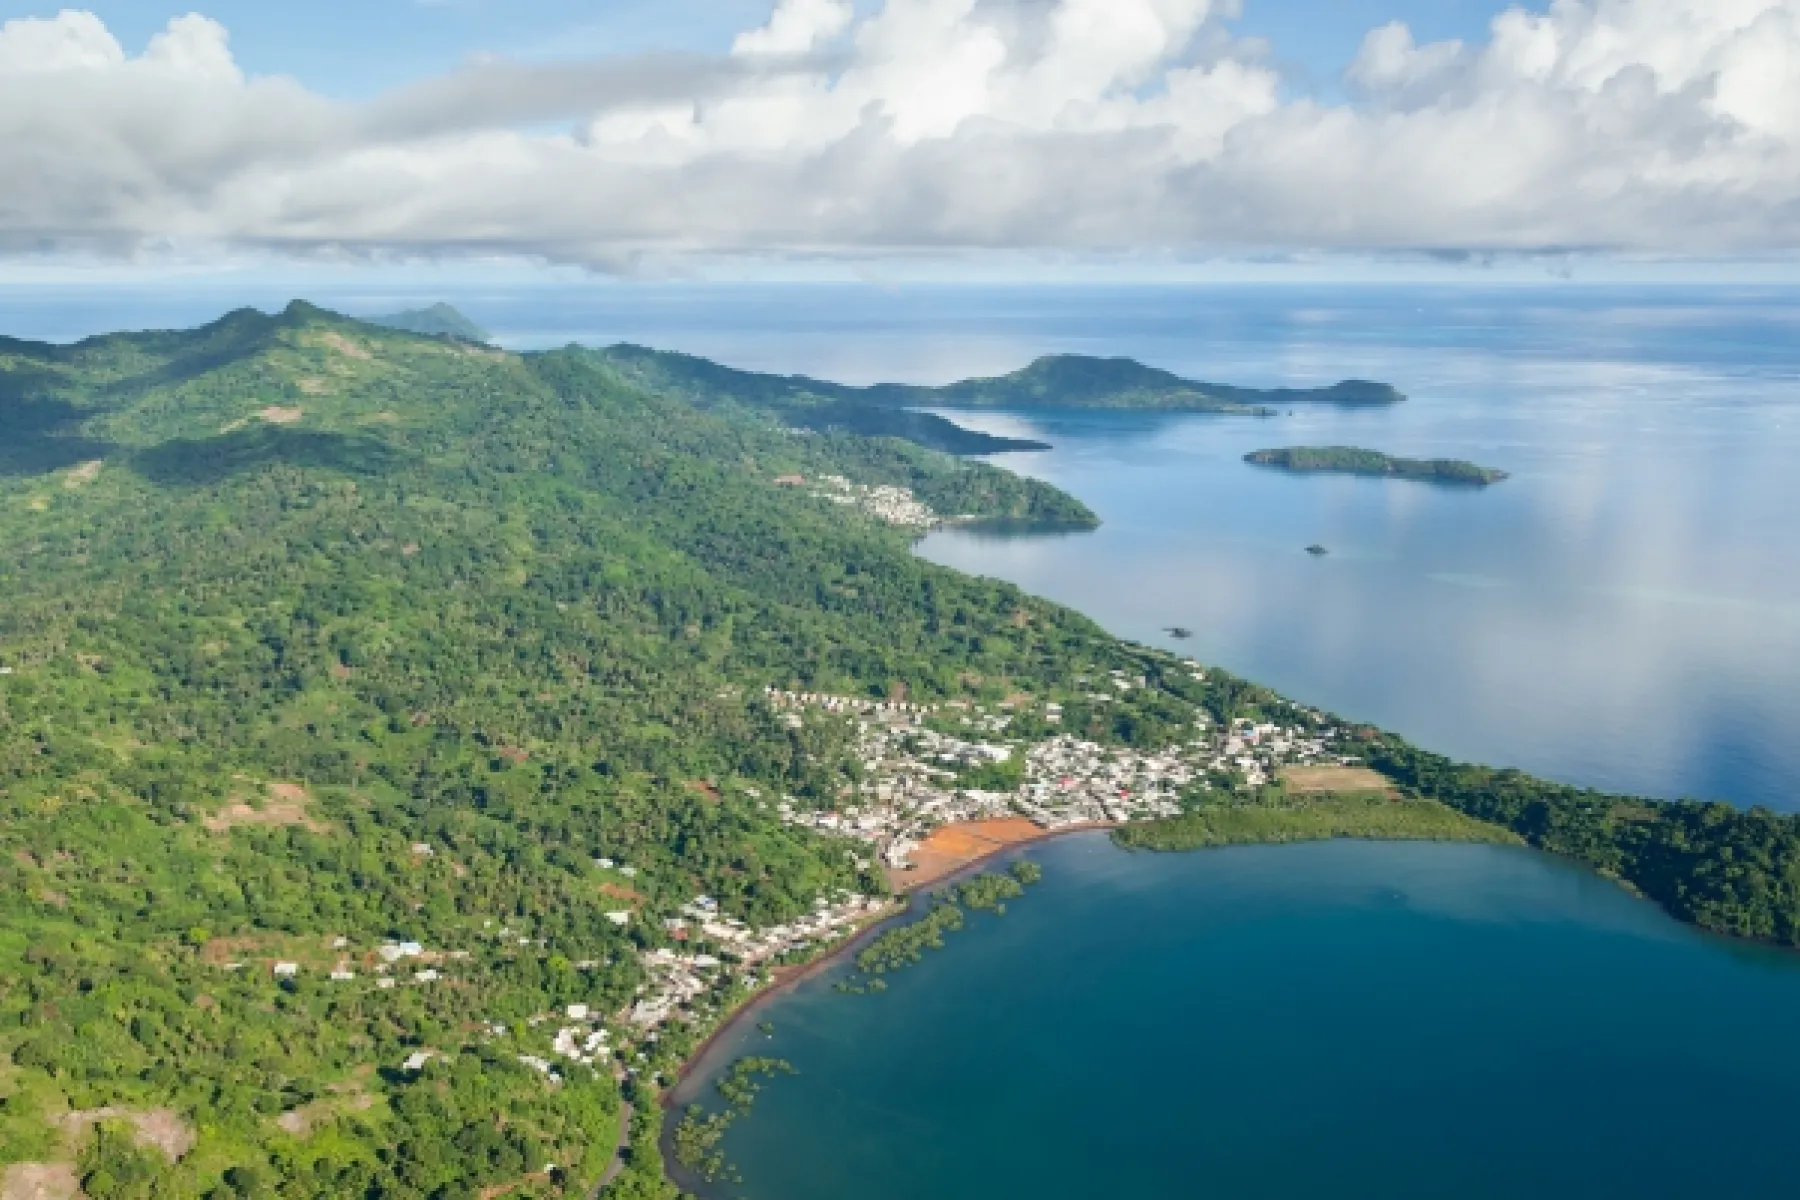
[1427,573,1511,589]
[909,295,1800,810]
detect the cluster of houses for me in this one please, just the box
[802,474,940,529]
[627,891,884,1032]
[549,1004,613,1068]
[765,684,1353,869]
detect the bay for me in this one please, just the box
[677,836,1800,1200]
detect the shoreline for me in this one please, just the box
[885,818,1118,893]
[657,821,1115,1195]
[667,821,1116,1098]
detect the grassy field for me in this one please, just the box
[1113,791,1520,852]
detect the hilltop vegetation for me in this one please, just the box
[599,345,1052,458]
[0,303,1796,1198]
[1246,446,1508,485]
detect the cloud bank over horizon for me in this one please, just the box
[3,0,1798,271]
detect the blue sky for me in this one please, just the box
[71,0,1507,97]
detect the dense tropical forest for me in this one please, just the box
[1245,446,1509,485]
[0,303,1795,1199]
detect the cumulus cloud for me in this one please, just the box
[3,0,1800,267]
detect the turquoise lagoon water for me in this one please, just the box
[678,836,1800,1200]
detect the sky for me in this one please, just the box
[3,0,1799,281]
[64,1,1506,98]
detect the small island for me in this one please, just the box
[1247,447,1508,486]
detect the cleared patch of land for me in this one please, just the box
[54,1107,195,1162]
[203,783,329,834]
[277,1089,375,1139]
[62,460,103,490]
[0,1162,80,1200]
[889,817,1070,891]
[259,406,305,425]
[1279,765,1396,795]
[320,332,373,361]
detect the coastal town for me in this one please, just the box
[200,665,1360,1107]
[764,676,1353,872]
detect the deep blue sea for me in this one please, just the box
[676,836,1800,1200]
[11,283,1800,1197]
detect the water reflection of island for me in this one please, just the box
[935,517,1102,540]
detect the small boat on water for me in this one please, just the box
[1165,627,1193,639]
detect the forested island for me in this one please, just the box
[1247,446,1509,485]
[0,302,1794,1199]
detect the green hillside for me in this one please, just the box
[599,344,1052,455]
[0,304,1109,1198]
[0,304,1795,1199]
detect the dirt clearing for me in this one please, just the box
[204,783,329,833]
[888,817,1059,892]
[1279,765,1396,796]
[62,461,103,489]
[320,333,373,361]
[54,1108,195,1162]
[1,1163,81,1200]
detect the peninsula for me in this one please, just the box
[1247,446,1509,485]
[601,344,1406,459]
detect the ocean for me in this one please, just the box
[675,836,1800,1200]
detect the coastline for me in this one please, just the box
[657,822,1115,1197]
[668,822,1114,1098]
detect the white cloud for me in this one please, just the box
[733,0,854,56]
[142,14,241,82]
[5,1,1800,268]
[0,10,124,72]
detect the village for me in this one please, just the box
[764,677,1353,868]
[780,472,943,529]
